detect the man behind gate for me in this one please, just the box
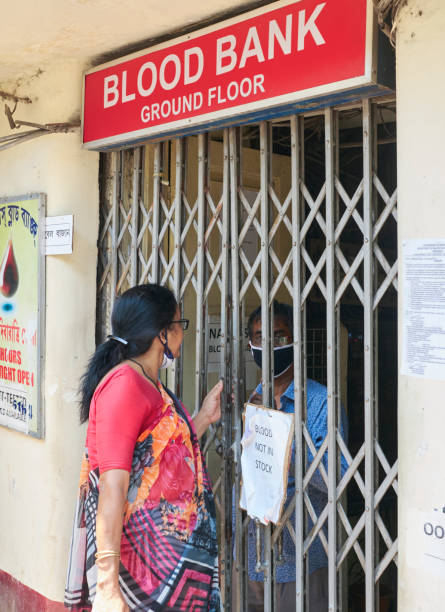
[233,301,348,611]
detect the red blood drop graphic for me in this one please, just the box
[0,240,19,297]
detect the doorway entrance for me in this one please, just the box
[97,96,398,611]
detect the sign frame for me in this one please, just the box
[0,193,46,438]
[82,0,391,151]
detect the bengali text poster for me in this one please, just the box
[0,194,45,436]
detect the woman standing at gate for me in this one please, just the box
[64,284,223,612]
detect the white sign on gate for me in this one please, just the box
[240,403,294,525]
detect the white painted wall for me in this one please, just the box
[0,0,254,85]
[0,61,99,601]
[397,1,445,609]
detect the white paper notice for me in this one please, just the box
[407,508,445,577]
[240,403,294,525]
[401,240,445,380]
[45,215,73,255]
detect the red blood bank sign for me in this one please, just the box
[82,0,392,150]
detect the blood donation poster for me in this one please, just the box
[0,194,45,437]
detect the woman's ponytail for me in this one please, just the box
[79,339,125,423]
[78,283,177,423]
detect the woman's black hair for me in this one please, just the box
[79,283,177,423]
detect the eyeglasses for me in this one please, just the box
[250,334,292,348]
[274,334,291,347]
[170,318,189,330]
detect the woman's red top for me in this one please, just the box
[86,364,163,473]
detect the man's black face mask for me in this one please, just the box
[249,342,293,378]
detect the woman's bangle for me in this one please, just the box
[95,550,120,563]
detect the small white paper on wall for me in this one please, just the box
[45,215,73,255]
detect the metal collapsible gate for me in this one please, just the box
[97,97,398,611]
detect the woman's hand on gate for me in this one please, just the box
[201,379,223,424]
[193,379,223,439]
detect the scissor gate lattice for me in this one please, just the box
[97,97,398,611]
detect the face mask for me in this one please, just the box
[250,342,293,378]
[159,334,175,370]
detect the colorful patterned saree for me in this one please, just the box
[64,385,221,611]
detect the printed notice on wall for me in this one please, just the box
[45,215,73,255]
[407,508,445,577]
[240,403,294,525]
[401,240,445,381]
[0,194,45,437]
